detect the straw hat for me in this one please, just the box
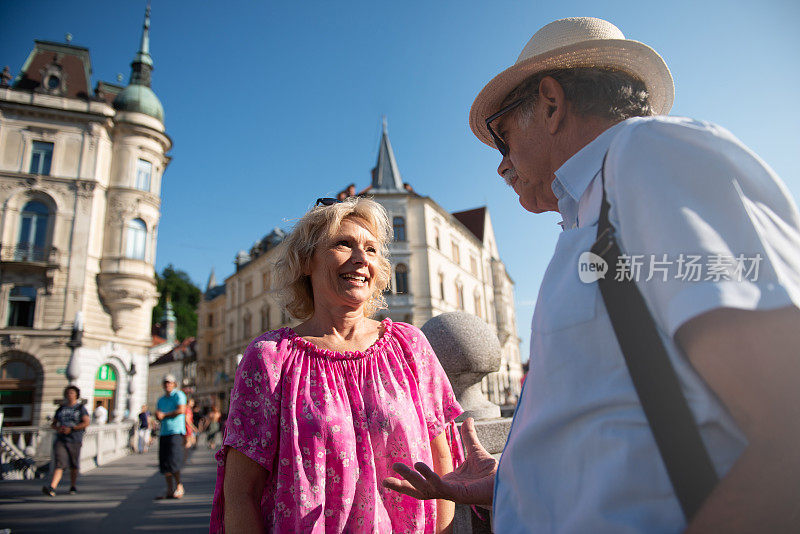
[469,17,674,147]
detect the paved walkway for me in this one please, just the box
[0,445,218,533]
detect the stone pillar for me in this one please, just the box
[421,311,501,420]
[422,311,512,533]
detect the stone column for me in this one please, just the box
[422,312,513,533]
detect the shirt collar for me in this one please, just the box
[552,120,628,229]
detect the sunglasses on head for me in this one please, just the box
[315,198,343,206]
[485,99,523,157]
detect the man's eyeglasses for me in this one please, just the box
[485,99,522,157]
[315,198,342,207]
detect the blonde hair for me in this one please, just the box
[273,197,392,320]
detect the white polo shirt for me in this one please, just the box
[493,116,800,533]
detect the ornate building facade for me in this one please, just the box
[0,9,170,426]
[196,124,522,410]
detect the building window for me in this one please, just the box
[434,228,440,250]
[244,281,253,300]
[7,286,36,327]
[29,141,53,175]
[455,282,464,310]
[262,271,270,291]
[17,201,50,261]
[451,242,460,265]
[228,322,234,342]
[0,359,38,427]
[438,273,445,301]
[125,218,147,260]
[261,306,270,331]
[470,256,478,276]
[207,313,214,327]
[135,159,152,191]
[243,314,252,340]
[395,264,409,295]
[393,217,406,242]
[474,292,483,318]
[207,342,213,357]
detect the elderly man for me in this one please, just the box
[155,373,186,499]
[384,17,800,533]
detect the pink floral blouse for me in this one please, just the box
[210,319,462,533]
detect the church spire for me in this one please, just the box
[371,117,404,192]
[206,268,218,292]
[129,3,153,87]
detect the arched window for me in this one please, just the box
[125,218,147,260]
[434,228,440,250]
[17,201,50,261]
[395,264,409,294]
[474,292,483,319]
[0,359,38,426]
[455,282,464,310]
[393,217,406,242]
[438,273,445,301]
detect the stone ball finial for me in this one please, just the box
[422,311,501,420]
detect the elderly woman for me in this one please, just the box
[210,197,462,533]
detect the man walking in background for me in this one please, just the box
[42,385,90,497]
[155,374,186,499]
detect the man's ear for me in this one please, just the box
[538,76,567,135]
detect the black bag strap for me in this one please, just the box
[590,152,719,520]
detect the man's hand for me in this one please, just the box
[58,426,72,435]
[155,410,165,421]
[382,418,497,505]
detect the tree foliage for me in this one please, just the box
[151,265,201,341]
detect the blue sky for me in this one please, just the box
[3,1,799,361]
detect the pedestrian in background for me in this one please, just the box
[137,405,152,454]
[92,401,107,425]
[183,397,197,449]
[42,385,90,497]
[204,405,221,450]
[155,374,186,499]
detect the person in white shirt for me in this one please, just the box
[384,17,800,533]
[93,403,108,425]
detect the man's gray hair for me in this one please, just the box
[502,67,654,124]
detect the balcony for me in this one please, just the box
[0,244,60,293]
[0,243,59,265]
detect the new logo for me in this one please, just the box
[578,251,608,283]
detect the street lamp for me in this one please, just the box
[66,311,84,385]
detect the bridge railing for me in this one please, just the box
[1,420,136,480]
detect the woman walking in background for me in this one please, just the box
[137,404,152,453]
[210,197,461,533]
[204,405,221,450]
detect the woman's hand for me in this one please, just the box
[383,418,497,506]
[223,447,268,531]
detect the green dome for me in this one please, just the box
[113,84,164,122]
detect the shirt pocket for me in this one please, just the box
[532,227,599,334]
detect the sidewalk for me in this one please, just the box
[0,444,218,533]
